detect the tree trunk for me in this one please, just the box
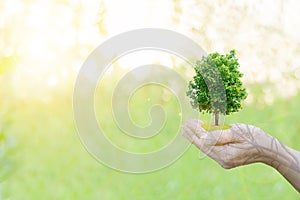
[214,110,219,126]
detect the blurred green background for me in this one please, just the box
[1,0,300,199]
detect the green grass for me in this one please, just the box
[2,90,300,199]
[201,123,232,131]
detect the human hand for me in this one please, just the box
[183,119,300,192]
[182,119,283,169]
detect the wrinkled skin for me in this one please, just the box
[182,119,300,192]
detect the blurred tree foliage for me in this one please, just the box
[0,56,16,75]
[170,0,300,103]
[0,64,16,199]
[0,0,298,199]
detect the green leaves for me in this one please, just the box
[186,50,247,116]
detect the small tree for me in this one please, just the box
[186,50,247,126]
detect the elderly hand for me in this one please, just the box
[182,119,300,192]
[183,119,290,169]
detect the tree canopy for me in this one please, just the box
[186,50,247,125]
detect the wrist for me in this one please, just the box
[260,138,293,169]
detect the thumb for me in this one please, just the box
[206,128,240,146]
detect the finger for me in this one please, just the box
[203,130,238,146]
[183,125,215,153]
[184,130,221,157]
[188,118,204,128]
[182,125,201,144]
[214,130,235,146]
[198,133,220,146]
[185,119,207,137]
[197,134,212,150]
